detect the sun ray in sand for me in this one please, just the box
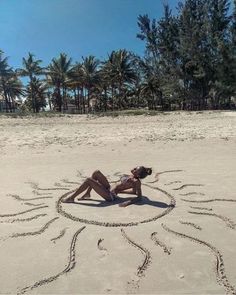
[188,211,236,229]
[26,181,70,191]
[50,227,68,243]
[10,217,59,239]
[18,226,86,295]
[162,223,236,295]
[180,192,205,196]
[179,220,202,230]
[121,228,151,277]
[0,213,47,224]
[182,198,236,203]
[24,202,45,207]
[172,184,204,190]
[7,193,52,201]
[147,169,183,183]
[0,206,48,218]
[151,232,172,254]
[189,206,212,211]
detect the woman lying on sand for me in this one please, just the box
[63,166,152,207]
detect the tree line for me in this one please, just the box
[0,0,236,113]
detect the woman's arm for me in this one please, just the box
[119,180,142,207]
[118,188,136,194]
[119,196,142,207]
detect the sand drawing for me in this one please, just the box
[188,211,236,229]
[1,169,235,294]
[7,193,52,201]
[61,179,80,185]
[97,238,107,251]
[151,232,172,254]
[24,202,45,207]
[0,213,47,224]
[121,229,151,277]
[27,181,70,191]
[18,226,86,295]
[172,184,204,190]
[51,228,68,243]
[32,190,52,196]
[162,224,236,295]
[0,205,48,218]
[182,198,236,203]
[10,217,59,238]
[179,220,202,230]
[57,183,176,227]
[147,170,183,183]
[164,181,182,186]
[54,182,71,188]
[180,192,205,196]
[189,206,212,211]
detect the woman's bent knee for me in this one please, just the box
[92,170,100,177]
[85,177,93,184]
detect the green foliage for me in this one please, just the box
[137,0,236,110]
[1,0,236,114]
[0,51,23,112]
[47,53,73,112]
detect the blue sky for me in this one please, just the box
[0,0,178,69]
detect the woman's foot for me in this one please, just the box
[62,196,75,203]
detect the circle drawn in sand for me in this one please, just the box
[56,185,176,227]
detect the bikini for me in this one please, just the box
[120,175,130,184]
[109,175,130,201]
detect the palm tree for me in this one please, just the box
[95,69,111,111]
[81,56,100,113]
[68,62,84,113]
[47,53,73,112]
[4,74,24,111]
[0,51,17,112]
[102,50,137,109]
[25,77,47,112]
[17,52,43,112]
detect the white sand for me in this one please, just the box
[0,111,236,294]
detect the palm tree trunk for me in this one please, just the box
[118,81,122,110]
[76,87,79,112]
[111,86,114,111]
[29,75,36,113]
[57,86,62,112]
[2,81,9,113]
[82,87,85,114]
[79,87,83,113]
[48,92,52,111]
[104,86,107,111]
[87,87,90,114]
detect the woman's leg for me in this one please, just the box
[63,177,111,203]
[81,170,110,199]
[92,170,110,189]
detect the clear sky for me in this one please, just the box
[0,0,178,69]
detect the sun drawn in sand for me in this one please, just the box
[0,169,236,294]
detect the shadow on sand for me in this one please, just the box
[70,196,174,208]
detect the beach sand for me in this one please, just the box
[0,111,236,294]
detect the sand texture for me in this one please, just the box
[0,111,236,294]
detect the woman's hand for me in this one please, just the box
[119,200,131,207]
[119,196,142,207]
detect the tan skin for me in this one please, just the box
[63,167,144,207]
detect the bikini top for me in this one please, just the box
[120,174,130,184]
